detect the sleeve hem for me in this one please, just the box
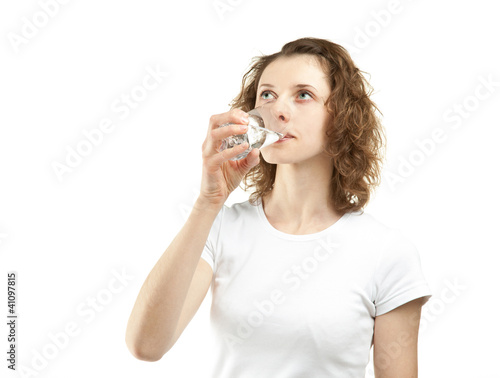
[200,253,214,271]
[375,284,432,316]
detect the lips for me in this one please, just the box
[275,134,294,144]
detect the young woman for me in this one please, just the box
[126,37,432,377]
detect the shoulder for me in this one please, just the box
[217,199,258,225]
[341,210,419,259]
[352,212,422,269]
[343,210,396,243]
[226,199,256,213]
[346,210,392,233]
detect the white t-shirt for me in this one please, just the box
[200,199,432,377]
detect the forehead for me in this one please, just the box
[258,54,330,92]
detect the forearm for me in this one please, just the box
[125,198,221,360]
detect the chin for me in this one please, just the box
[261,148,326,166]
[260,150,301,165]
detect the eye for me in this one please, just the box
[298,91,313,100]
[259,90,274,100]
[258,90,313,101]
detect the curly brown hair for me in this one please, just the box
[229,37,386,214]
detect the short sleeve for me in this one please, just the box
[373,229,432,316]
[200,205,225,272]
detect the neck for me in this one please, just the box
[262,155,341,224]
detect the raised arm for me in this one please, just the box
[125,108,261,361]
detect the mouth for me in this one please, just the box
[276,134,295,143]
[280,133,294,140]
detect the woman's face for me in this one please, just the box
[255,54,332,165]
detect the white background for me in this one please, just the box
[1,0,499,377]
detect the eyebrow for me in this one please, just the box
[258,83,318,91]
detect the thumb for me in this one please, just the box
[238,148,260,172]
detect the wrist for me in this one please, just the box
[193,196,224,214]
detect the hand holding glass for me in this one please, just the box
[218,105,285,161]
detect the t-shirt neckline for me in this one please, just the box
[255,199,353,241]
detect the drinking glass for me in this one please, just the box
[218,106,284,161]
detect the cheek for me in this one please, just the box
[309,131,328,150]
[319,112,332,138]
[296,131,327,155]
[311,114,330,139]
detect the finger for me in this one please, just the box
[237,147,260,171]
[202,124,248,159]
[212,123,249,142]
[209,108,249,131]
[209,141,250,167]
[205,112,249,156]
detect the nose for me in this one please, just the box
[270,99,291,125]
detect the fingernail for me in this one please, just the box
[241,124,248,130]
